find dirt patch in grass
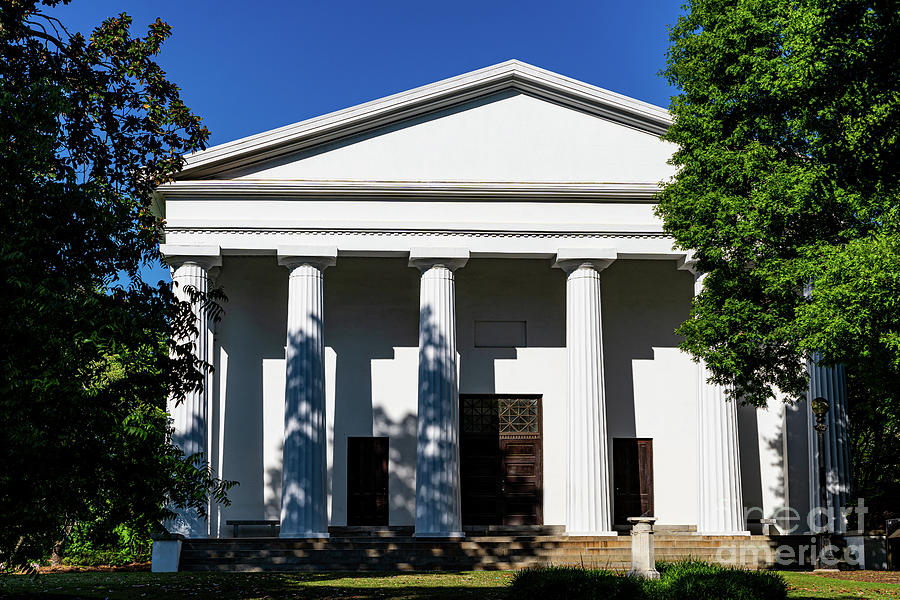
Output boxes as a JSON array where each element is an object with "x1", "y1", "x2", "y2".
[
  {"x1": 782, "y1": 571, "x2": 900, "y2": 599},
  {"x1": 811, "y1": 570, "x2": 900, "y2": 584},
  {"x1": 36, "y1": 562, "x2": 151, "y2": 574}
]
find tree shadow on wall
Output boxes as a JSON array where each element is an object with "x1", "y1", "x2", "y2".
[
  {"x1": 280, "y1": 314, "x2": 327, "y2": 531},
  {"x1": 373, "y1": 406, "x2": 417, "y2": 525},
  {"x1": 415, "y1": 304, "x2": 461, "y2": 532}
]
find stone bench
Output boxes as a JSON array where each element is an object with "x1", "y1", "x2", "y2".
[
  {"x1": 747, "y1": 518, "x2": 778, "y2": 536},
  {"x1": 226, "y1": 519, "x2": 280, "y2": 538}
]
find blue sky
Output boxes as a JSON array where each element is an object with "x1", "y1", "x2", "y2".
[{"x1": 53, "y1": 0, "x2": 684, "y2": 284}]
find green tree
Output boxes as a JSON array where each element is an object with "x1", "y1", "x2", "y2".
[
  {"x1": 658, "y1": 0, "x2": 900, "y2": 524},
  {"x1": 0, "y1": 0, "x2": 233, "y2": 570}
]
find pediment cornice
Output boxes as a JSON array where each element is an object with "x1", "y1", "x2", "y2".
[
  {"x1": 175, "y1": 60, "x2": 672, "y2": 179},
  {"x1": 156, "y1": 180, "x2": 663, "y2": 201}
]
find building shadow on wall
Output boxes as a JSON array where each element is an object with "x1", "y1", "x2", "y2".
[
  {"x1": 214, "y1": 256, "x2": 289, "y2": 523},
  {"x1": 601, "y1": 261, "x2": 694, "y2": 438},
  {"x1": 738, "y1": 406, "x2": 788, "y2": 526},
  {"x1": 327, "y1": 258, "x2": 420, "y2": 525},
  {"x1": 459, "y1": 348, "x2": 517, "y2": 394},
  {"x1": 738, "y1": 405, "x2": 765, "y2": 516}
]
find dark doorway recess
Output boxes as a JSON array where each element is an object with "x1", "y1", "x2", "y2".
[
  {"x1": 613, "y1": 438, "x2": 654, "y2": 525},
  {"x1": 347, "y1": 437, "x2": 389, "y2": 526},
  {"x1": 460, "y1": 395, "x2": 543, "y2": 526}
]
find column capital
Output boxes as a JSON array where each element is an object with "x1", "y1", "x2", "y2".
[
  {"x1": 277, "y1": 246, "x2": 337, "y2": 270},
  {"x1": 408, "y1": 247, "x2": 469, "y2": 271},
  {"x1": 160, "y1": 245, "x2": 222, "y2": 270},
  {"x1": 675, "y1": 252, "x2": 699, "y2": 275},
  {"x1": 553, "y1": 248, "x2": 616, "y2": 274}
]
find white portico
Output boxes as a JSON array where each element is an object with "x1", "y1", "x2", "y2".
[{"x1": 159, "y1": 61, "x2": 848, "y2": 542}]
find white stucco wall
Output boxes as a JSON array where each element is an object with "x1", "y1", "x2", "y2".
[
  {"x1": 739, "y1": 398, "x2": 790, "y2": 531},
  {"x1": 210, "y1": 256, "x2": 704, "y2": 532},
  {"x1": 604, "y1": 261, "x2": 697, "y2": 526},
  {"x1": 218, "y1": 90, "x2": 677, "y2": 184}
]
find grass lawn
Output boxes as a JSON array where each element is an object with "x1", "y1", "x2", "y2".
[
  {"x1": 0, "y1": 570, "x2": 897, "y2": 599},
  {"x1": 782, "y1": 572, "x2": 900, "y2": 599}
]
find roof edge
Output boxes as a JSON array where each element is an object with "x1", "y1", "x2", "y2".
[
  {"x1": 157, "y1": 180, "x2": 663, "y2": 201},
  {"x1": 175, "y1": 60, "x2": 672, "y2": 180}
]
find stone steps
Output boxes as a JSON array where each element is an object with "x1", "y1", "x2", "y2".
[{"x1": 180, "y1": 533, "x2": 780, "y2": 572}]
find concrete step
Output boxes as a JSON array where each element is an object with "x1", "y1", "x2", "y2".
[{"x1": 179, "y1": 533, "x2": 784, "y2": 572}]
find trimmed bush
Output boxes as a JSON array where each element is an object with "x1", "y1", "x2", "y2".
[
  {"x1": 509, "y1": 561, "x2": 788, "y2": 600},
  {"x1": 654, "y1": 560, "x2": 787, "y2": 600},
  {"x1": 510, "y1": 566, "x2": 645, "y2": 600}
]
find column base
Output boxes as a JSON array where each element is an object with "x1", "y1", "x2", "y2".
[
  {"x1": 628, "y1": 568, "x2": 661, "y2": 580},
  {"x1": 279, "y1": 532, "x2": 330, "y2": 539},
  {"x1": 413, "y1": 531, "x2": 466, "y2": 539},
  {"x1": 565, "y1": 531, "x2": 618, "y2": 537}
]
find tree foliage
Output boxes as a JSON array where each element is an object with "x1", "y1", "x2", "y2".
[
  {"x1": 659, "y1": 0, "x2": 900, "y2": 523},
  {"x1": 0, "y1": 0, "x2": 233, "y2": 570}
]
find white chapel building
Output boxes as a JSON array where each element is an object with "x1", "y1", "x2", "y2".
[{"x1": 158, "y1": 61, "x2": 852, "y2": 540}]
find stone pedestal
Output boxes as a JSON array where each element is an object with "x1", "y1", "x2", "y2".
[
  {"x1": 627, "y1": 517, "x2": 660, "y2": 579},
  {"x1": 410, "y1": 249, "x2": 468, "y2": 538},
  {"x1": 150, "y1": 533, "x2": 184, "y2": 573},
  {"x1": 278, "y1": 247, "x2": 336, "y2": 538},
  {"x1": 555, "y1": 250, "x2": 616, "y2": 537}
]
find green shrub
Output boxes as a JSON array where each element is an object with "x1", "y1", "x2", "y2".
[
  {"x1": 510, "y1": 566, "x2": 644, "y2": 600},
  {"x1": 61, "y1": 523, "x2": 151, "y2": 566},
  {"x1": 509, "y1": 561, "x2": 788, "y2": 600},
  {"x1": 653, "y1": 561, "x2": 787, "y2": 600}
]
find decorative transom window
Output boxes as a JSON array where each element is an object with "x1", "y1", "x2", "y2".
[
  {"x1": 461, "y1": 397, "x2": 498, "y2": 434},
  {"x1": 461, "y1": 397, "x2": 540, "y2": 435},
  {"x1": 498, "y1": 398, "x2": 539, "y2": 434}
]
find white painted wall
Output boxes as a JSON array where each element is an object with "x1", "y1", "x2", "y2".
[
  {"x1": 218, "y1": 91, "x2": 677, "y2": 184},
  {"x1": 739, "y1": 398, "x2": 790, "y2": 531},
  {"x1": 603, "y1": 260, "x2": 697, "y2": 526},
  {"x1": 165, "y1": 199, "x2": 659, "y2": 232},
  {"x1": 210, "y1": 256, "x2": 709, "y2": 533}
]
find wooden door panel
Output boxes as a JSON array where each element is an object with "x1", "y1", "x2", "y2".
[
  {"x1": 506, "y1": 463, "x2": 536, "y2": 476},
  {"x1": 637, "y1": 439, "x2": 654, "y2": 517},
  {"x1": 461, "y1": 395, "x2": 543, "y2": 527},
  {"x1": 613, "y1": 438, "x2": 654, "y2": 525},
  {"x1": 347, "y1": 437, "x2": 389, "y2": 526},
  {"x1": 500, "y1": 438, "x2": 541, "y2": 526}
]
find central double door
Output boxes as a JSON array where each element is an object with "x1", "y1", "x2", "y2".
[{"x1": 460, "y1": 395, "x2": 543, "y2": 526}]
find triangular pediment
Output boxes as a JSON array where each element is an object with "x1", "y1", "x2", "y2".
[{"x1": 172, "y1": 61, "x2": 675, "y2": 185}]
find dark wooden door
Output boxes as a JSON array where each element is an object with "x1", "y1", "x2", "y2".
[
  {"x1": 460, "y1": 395, "x2": 543, "y2": 526},
  {"x1": 347, "y1": 437, "x2": 389, "y2": 526},
  {"x1": 613, "y1": 438, "x2": 654, "y2": 525},
  {"x1": 500, "y1": 438, "x2": 542, "y2": 525},
  {"x1": 460, "y1": 435, "x2": 501, "y2": 524}
]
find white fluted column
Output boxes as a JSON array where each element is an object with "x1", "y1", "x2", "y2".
[
  {"x1": 807, "y1": 356, "x2": 852, "y2": 533},
  {"x1": 410, "y1": 248, "x2": 468, "y2": 537},
  {"x1": 555, "y1": 250, "x2": 616, "y2": 536},
  {"x1": 691, "y1": 273, "x2": 747, "y2": 535},
  {"x1": 163, "y1": 245, "x2": 222, "y2": 538},
  {"x1": 277, "y1": 247, "x2": 337, "y2": 538}
]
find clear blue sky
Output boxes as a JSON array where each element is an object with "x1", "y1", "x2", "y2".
[{"x1": 52, "y1": 0, "x2": 684, "y2": 284}]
